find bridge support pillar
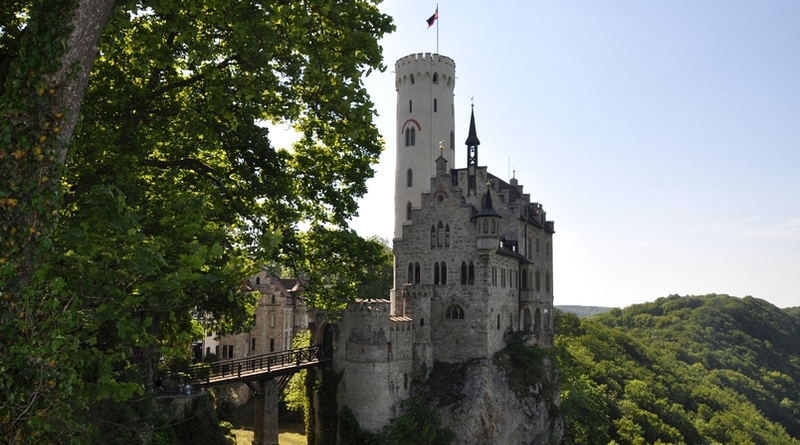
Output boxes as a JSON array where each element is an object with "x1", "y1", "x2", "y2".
[{"x1": 253, "y1": 379, "x2": 279, "y2": 445}]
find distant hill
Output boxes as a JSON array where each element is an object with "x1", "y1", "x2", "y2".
[
  {"x1": 555, "y1": 305, "x2": 614, "y2": 318},
  {"x1": 555, "y1": 294, "x2": 800, "y2": 445}
]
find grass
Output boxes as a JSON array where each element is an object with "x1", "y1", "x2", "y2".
[{"x1": 229, "y1": 396, "x2": 306, "y2": 445}]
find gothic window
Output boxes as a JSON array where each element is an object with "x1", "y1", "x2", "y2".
[
  {"x1": 441, "y1": 262, "x2": 447, "y2": 285},
  {"x1": 407, "y1": 168, "x2": 413, "y2": 187},
  {"x1": 414, "y1": 262, "x2": 420, "y2": 284},
  {"x1": 408, "y1": 263, "x2": 413, "y2": 284},
  {"x1": 445, "y1": 304, "x2": 464, "y2": 320},
  {"x1": 410, "y1": 74, "x2": 415, "y2": 84},
  {"x1": 411, "y1": 127, "x2": 416, "y2": 145},
  {"x1": 483, "y1": 219, "x2": 488, "y2": 233},
  {"x1": 434, "y1": 262, "x2": 440, "y2": 285},
  {"x1": 433, "y1": 72, "x2": 439, "y2": 83},
  {"x1": 468, "y1": 262, "x2": 475, "y2": 285},
  {"x1": 445, "y1": 224, "x2": 450, "y2": 247},
  {"x1": 405, "y1": 127, "x2": 410, "y2": 146},
  {"x1": 270, "y1": 337, "x2": 275, "y2": 352},
  {"x1": 460, "y1": 262, "x2": 467, "y2": 285},
  {"x1": 434, "y1": 98, "x2": 437, "y2": 112},
  {"x1": 536, "y1": 268, "x2": 541, "y2": 292},
  {"x1": 524, "y1": 308, "x2": 533, "y2": 332},
  {"x1": 491, "y1": 219, "x2": 496, "y2": 234},
  {"x1": 407, "y1": 202, "x2": 412, "y2": 220},
  {"x1": 437, "y1": 221, "x2": 444, "y2": 247},
  {"x1": 430, "y1": 225, "x2": 436, "y2": 249}
]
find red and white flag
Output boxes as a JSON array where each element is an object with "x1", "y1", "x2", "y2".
[{"x1": 426, "y1": 7, "x2": 438, "y2": 28}]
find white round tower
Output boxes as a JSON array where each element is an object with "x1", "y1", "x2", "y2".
[{"x1": 394, "y1": 53, "x2": 456, "y2": 239}]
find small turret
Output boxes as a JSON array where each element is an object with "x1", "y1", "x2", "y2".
[
  {"x1": 466, "y1": 106, "x2": 480, "y2": 196},
  {"x1": 476, "y1": 186, "x2": 501, "y2": 250}
]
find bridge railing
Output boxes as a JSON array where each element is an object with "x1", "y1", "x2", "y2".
[{"x1": 177, "y1": 344, "x2": 329, "y2": 385}]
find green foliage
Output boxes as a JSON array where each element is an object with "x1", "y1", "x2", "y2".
[
  {"x1": 556, "y1": 294, "x2": 800, "y2": 445},
  {"x1": 212, "y1": 386, "x2": 239, "y2": 422},
  {"x1": 339, "y1": 405, "x2": 378, "y2": 445},
  {"x1": 2, "y1": 0, "x2": 394, "y2": 440},
  {"x1": 377, "y1": 397, "x2": 455, "y2": 445},
  {"x1": 283, "y1": 331, "x2": 312, "y2": 413},
  {"x1": 356, "y1": 236, "x2": 394, "y2": 301}
]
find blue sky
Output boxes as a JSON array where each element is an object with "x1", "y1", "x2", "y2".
[{"x1": 334, "y1": 1, "x2": 800, "y2": 309}]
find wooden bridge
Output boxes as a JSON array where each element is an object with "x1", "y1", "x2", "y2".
[{"x1": 177, "y1": 345, "x2": 330, "y2": 387}]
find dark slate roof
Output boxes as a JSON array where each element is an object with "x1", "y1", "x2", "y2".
[
  {"x1": 464, "y1": 108, "x2": 481, "y2": 146},
  {"x1": 476, "y1": 188, "x2": 501, "y2": 218}
]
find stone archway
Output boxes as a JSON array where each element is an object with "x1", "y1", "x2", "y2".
[{"x1": 523, "y1": 307, "x2": 532, "y2": 332}]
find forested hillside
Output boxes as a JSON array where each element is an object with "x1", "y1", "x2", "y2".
[{"x1": 555, "y1": 294, "x2": 800, "y2": 445}]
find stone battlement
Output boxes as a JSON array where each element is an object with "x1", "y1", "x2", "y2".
[{"x1": 395, "y1": 52, "x2": 455, "y2": 69}]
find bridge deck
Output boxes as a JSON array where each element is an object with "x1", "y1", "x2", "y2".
[{"x1": 177, "y1": 345, "x2": 330, "y2": 386}]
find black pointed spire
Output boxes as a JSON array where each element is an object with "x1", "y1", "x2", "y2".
[
  {"x1": 477, "y1": 187, "x2": 501, "y2": 218},
  {"x1": 465, "y1": 106, "x2": 480, "y2": 147}
]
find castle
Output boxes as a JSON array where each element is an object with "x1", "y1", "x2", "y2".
[{"x1": 329, "y1": 52, "x2": 557, "y2": 436}]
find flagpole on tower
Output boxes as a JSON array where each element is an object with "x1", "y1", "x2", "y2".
[{"x1": 427, "y1": 5, "x2": 439, "y2": 53}]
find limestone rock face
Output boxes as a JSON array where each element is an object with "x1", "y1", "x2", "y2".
[{"x1": 422, "y1": 355, "x2": 563, "y2": 445}]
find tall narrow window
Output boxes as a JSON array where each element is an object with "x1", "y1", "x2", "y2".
[
  {"x1": 414, "y1": 263, "x2": 421, "y2": 284},
  {"x1": 441, "y1": 262, "x2": 447, "y2": 285},
  {"x1": 468, "y1": 262, "x2": 475, "y2": 284},
  {"x1": 434, "y1": 98, "x2": 437, "y2": 112},
  {"x1": 407, "y1": 202, "x2": 412, "y2": 220},
  {"x1": 434, "y1": 262, "x2": 440, "y2": 285},
  {"x1": 432, "y1": 72, "x2": 439, "y2": 83},
  {"x1": 536, "y1": 268, "x2": 541, "y2": 291},
  {"x1": 409, "y1": 99, "x2": 412, "y2": 112},
  {"x1": 252, "y1": 338, "x2": 256, "y2": 351},
  {"x1": 407, "y1": 168, "x2": 413, "y2": 187},
  {"x1": 411, "y1": 127, "x2": 416, "y2": 145},
  {"x1": 522, "y1": 269, "x2": 528, "y2": 288},
  {"x1": 270, "y1": 338, "x2": 275, "y2": 352},
  {"x1": 430, "y1": 225, "x2": 436, "y2": 249},
  {"x1": 450, "y1": 130, "x2": 455, "y2": 150},
  {"x1": 445, "y1": 225, "x2": 450, "y2": 247},
  {"x1": 461, "y1": 262, "x2": 467, "y2": 285},
  {"x1": 437, "y1": 221, "x2": 444, "y2": 247},
  {"x1": 408, "y1": 263, "x2": 413, "y2": 284},
  {"x1": 405, "y1": 128, "x2": 410, "y2": 146}
]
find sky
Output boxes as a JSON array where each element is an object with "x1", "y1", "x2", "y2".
[{"x1": 330, "y1": 0, "x2": 800, "y2": 309}]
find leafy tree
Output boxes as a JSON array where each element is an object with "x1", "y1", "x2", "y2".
[{"x1": 1, "y1": 0, "x2": 394, "y2": 441}]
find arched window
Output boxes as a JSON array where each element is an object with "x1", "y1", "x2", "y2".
[
  {"x1": 445, "y1": 225, "x2": 450, "y2": 247},
  {"x1": 434, "y1": 98, "x2": 437, "y2": 112},
  {"x1": 411, "y1": 127, "x2": 416, "y2": 145},
  {"x1": 409, "y1": 99, "x2": 412, "y2": 112},
  {"x1": 405, "y1": 128, "x2": 410, "y2": 146},
  {"x1": 414, "y1": 262, "x2": 420, "y2": 284},
  {"x1": 410, "y1": 73, "x2": 415, "y2": 84},
  {"x1": 522, "y1": 269, "x2": 528, "y2": 288},
  {"x1": 407, "y1": 263, "x2": 413, "y2": 284},
  {"x1": 491, "y1": 219, "x2": 496, "y2": 233},
  {"x1": 483, "y1": 219, "x2": 488, "y2": 233},
  {"x1": 433, "y1": 72, "x2": 439, "y2": 83},
  {"x1": 430, "y1": 225, "x2": 436, "y2": 249},
  {"x1": 445, "y1": 304, "x2": 464, "y2": 320},
  {"x1": 434, "y1": 262, "x2": 440, "y2": 285},
  {"x1": 535, "y1": 268, "x2": 541, "y2": 291},
  {"x1": 437, "y1": 221, "x2": 444, "y2": 247},
  {"x1": 256, "y1": 276, "x2": 260, "y2": 285},
  {"x1": 407, "y1": 202, "x2": 412, "y2": 220},
  {"x1": 468, "y1": 262, "x2": 475, "y2": 284},
  {"x1": 441, "y1": 262, "x2": 447, "y2": 285},
  {"x1": 460, "y1": 262, "x2": 467, "y2": 285}
]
